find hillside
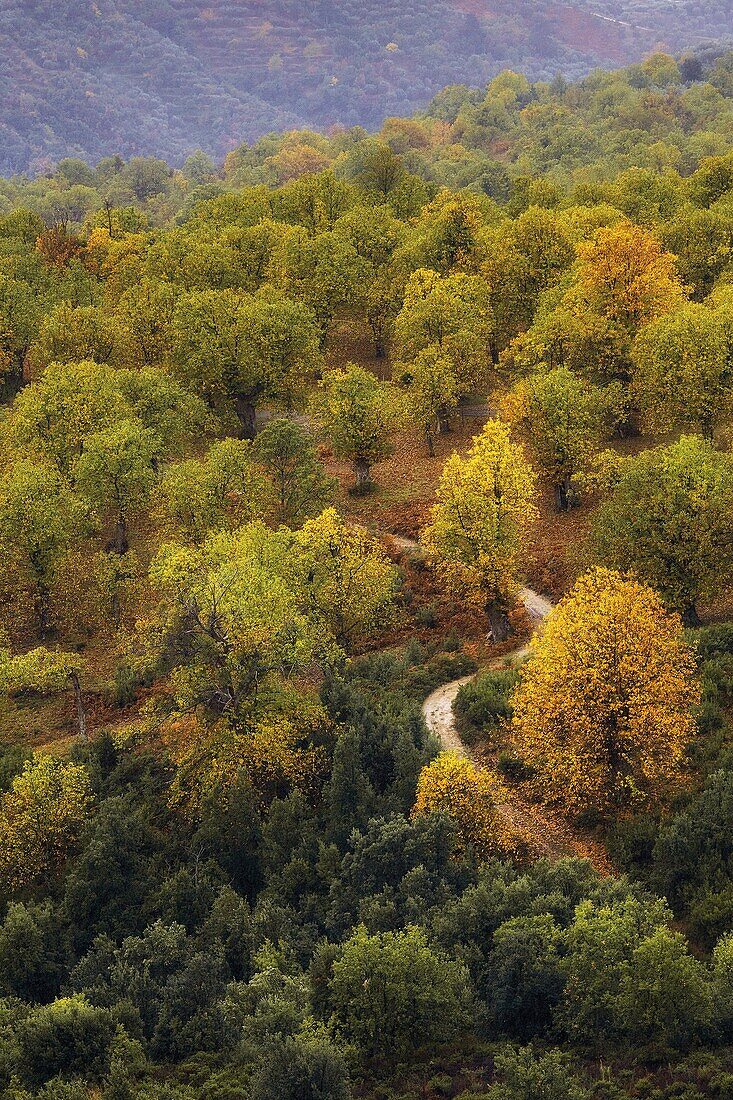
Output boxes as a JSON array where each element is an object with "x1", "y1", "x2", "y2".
[
  {"x1": 4, "y1": 44, "x2": 733, "y2": 1099},
  {"x1": 0, "y1": 0, "x2": 731, "y2": 173}
]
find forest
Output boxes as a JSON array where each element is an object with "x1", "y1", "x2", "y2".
[
  {"x1": 1, "y1": 0, "x2": 732, "y2": 173},
  {"x1": 4, "y1": 46, "x2": 733, "y2": 1100}
]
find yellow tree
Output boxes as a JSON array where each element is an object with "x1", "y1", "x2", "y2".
[
  {"x1": 412, "y1": 752, "x2": 512, "y2": 860},
  {"x1": 575, "y1": 223, "x2": 685, "y2": 335},
  {"x1": 0, "y1": 755, "x2": 92, "y2": 893},
  {"x1": 423, "y1": 420, "x2": 538, "y2": 640},
  {"x1": 510, "y1": 568, "x2": 699, "y2": 816}
]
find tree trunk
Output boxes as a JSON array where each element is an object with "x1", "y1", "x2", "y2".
[
  {"x1": 682, "y1": 603, "x2": 701, "y2": 628},
  {"x1": 374, "y1": 332, "x2": 386, "y2": 359},
  {"x1": 1, "y1": 353, "x2": 25, "y2": 403},
  {"x1": 353, "y1": 457, "x2": 372, "y2": 493},
  {"x1": 554, "y1": 475, "x2": 572, "y2": 513},
  {"x1": 70, "y1": 671, "x2": 87, "y2": 741},
  {"x1": 31, "y1": 553, "x2": 52, "y2": 640},
  {"x1": 37, "y1": 581, "x2": 51, "y2": 641},
  {"x1": 233, "y1": 394, "x2": 257, "y2": 440},
  {"x1": 486, "y1": 599, "x2": 511, "y2": 643},
  {"x1": 437, "y1": 406, "x2": 452, "y2": 435},
  {"x1": 111, "y1": 514, "x2": 129, "y2": 555}
]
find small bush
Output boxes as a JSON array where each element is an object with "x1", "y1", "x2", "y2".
[{"x1": 454, "y1": 670, "x2": 518, "y2": 747}]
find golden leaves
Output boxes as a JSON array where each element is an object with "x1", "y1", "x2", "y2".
[
  {"x1": 412, "y1": 751, "x2": 514, "y2": 860},
  {"x1": 510, "y1": 568, "x2": 700, "y2": 816}
]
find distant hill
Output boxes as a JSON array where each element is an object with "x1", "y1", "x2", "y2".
[{"x1": 0, "y1": 0, "x2": 731, "y2": 174}]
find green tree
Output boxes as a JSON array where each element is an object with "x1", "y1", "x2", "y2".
[
  {"x1": 9, "y1": 360, "x2": 129, "y2": 475},
  {"x1": 76, "y1": 419, "x2": 159, "y2": 554},
  {"x1": 325, "y1": 925, "x2": 473, "y2": 1058},
  {"x1": 397, "y1": 345, "x2": 459, "y2": 455},
  {"x1": 314, "y1": 365, "x2": 405, "y2": 492},
  {"x1": 560, "y1": 896, "x2": 671, "y2": 1046},
  {"x1": 253, "y1": 418, "x2": 336, "y2": 527},
  {"x1": 614, "y1": 927, "x2": 711, "y2": 1048},
  {"x1": 158, "y1": 438, "x2": 271, "y2": 541},
  {"x1": 148, "y1": 523, "x2": 324, "y2": 719},
  {"x1": 0, "y1": 646, "x2": 88, "y2": 740},
  {"x1": 631, "y1": 302, "x2": 731, "y2": 438},
  {"x1": 487, "y1": 1046, "x2": 588, "y2": 1100},
  {"x1": 171, "y1": 289, "x2": 321, "y2": 437},
  {"x1": 591, "y1": 436, "x2": 733, "y2": 624},
  {"x1": 0, "y1": 276, "x2": 43, "y2": 399},
  {"x1": 29, "y1": 303, "x2": 123, "y2": 371},
  {"x1": 394, "y1": 267, "x2": 494, "y2": 400},
  {"x1": 251, "y1": 1033, "x2": 352, "y2": 1100},
  {"x1": 279, "y1": 229, "x2": 367, "y2": 341},
  {"x1": 504, "y1": 368, "x2": 623, "y2": 510},
  {"x1": 292, "y1": 508, "x2": 398, "y2": 648},
  {"x1": 0, "y1": 460, "x2": 85, "y2": 637}
]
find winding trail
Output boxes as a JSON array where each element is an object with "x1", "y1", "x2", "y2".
[{"x1": 389, "y1": 535, "x2": 610, "y2": 871}]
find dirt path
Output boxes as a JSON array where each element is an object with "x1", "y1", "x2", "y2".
[{"x1": 392, "y1": 535, "x2": 610, "y2": 871}]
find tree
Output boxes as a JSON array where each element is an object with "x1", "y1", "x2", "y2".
[
  {"x1": 412, "y1": 752, "x2": 512, "y2": 860},
  {"x1": 591, "y1": 436, "x2": 733, "y2": 624},
  {"x1": 29, "y1": 303, "x2": 123, "y2": 371},
  {"x1": 314, "y1": 365, "x2": 405, "y2": 492},
  {"x1": 251, "y1": 1033, "x2": 352, "y2": 1100},
  {"x1": 75, "y1": 419, "x2": 159, "y2": 554},
  {"x1": 631, "y1": 303, "x2": 730, "y2": 438},
  {"x1": 253, "y1": 418, "x2": 336, "y2": 526},
  {"x1": 325, "y1": 925, "x2": 473, "y2": 1058},
  {"x1": 0, "y1": 901, "x2": 65, "y2": 1001},
  {"x1": 114, "y1": 276, "x2": 177, "y2": 368},
  {"x1": 503, "y1": 369, "x2": 623, "y2": 510},
  {"x1": 510, "y1": 569, "x2": 700, "y2": 815},
  {"x1": 292, "y1": 508, "x2": 397, "y2": 649},
  {"x1": 0, "y1": 755, "x2": 92, "y2": 893},
  {"x1": 0, "y1": 646, "x2": 88, "y2": 740},
  {"x1": 9, "y1": 360, "x2": 130, "y2": 475},
  {"x1": 158, "y1": 438, "x2": 271, "y2": 540},
  {"x1": 170, "y1": 289, "x2": 321, "y2": 437},
  {"x1": 559, "y1": 895, "x2": 671, "y2": 1045},
  {"x1": 325, "y1": 728, "x2": 376, "y2": 846},
  {"x1": 484, "y1": 916, "x2": 565, "y2": 1039},
  {"x1": 15, "y1": 995, "x2": 116, "y2": 1087},
  {"x1": 397, "y1": 345, "x2": 459, "y2": 455},
  {"x1": 613, "y1": 927, "x2": 711, "y2": 1048},
  {"x1": 393, "y1": 268, "x2": 494, "y2": 401},
  {"x1": 423, "y1": 420, "x2": 538, "y2": 640},
  {"x1": 488, "y1": 1046, "x2": 588, "y2": 1100},
  {"x1": 0, "y1": 276, "x2": 43, "y2": 399},
  {"x1": 279, "y1": 229, "x2": 367, "y2": 342},
  {"x1": 574, "y1": 222, "x2": 685, "y2": 335},
  {"x1": 0, "y1": 459, "x2": 84, "y2": 637},
  {"x1": 480, "y1": 206, "x2": 575, "y2": 347},
  {"x1": 147, "y1": 523, "x2": 324, "y2": 720}
]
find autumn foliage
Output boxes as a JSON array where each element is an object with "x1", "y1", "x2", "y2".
[
  {"x1": 510, "y1": 569, "x2": 700, "y2": 816},
  {"x1": 412, "y1": 751, "x2": 513, "y2": 860},
  {"x1": 423, "y1": 420, "x2": 538, "y2": 640}
]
